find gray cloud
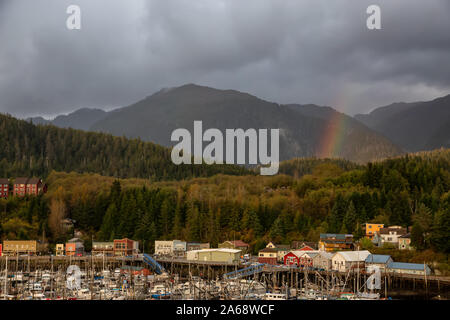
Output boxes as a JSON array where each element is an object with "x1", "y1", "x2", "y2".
[{"x1": 0, "y1": 0, "x2": 449, "y2": 118}]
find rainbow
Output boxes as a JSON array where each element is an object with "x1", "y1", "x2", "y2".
[{"x1": 317, "y1": 94, "x2": 350, "y2": 159}]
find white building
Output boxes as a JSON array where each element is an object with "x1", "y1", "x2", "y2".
[
  {"x1": 312, "y1": 251, "x2": 333, "y2": 271},
  {"x1": 154, "y1": 240, "x2": 187, "y2": 256},
  {"x1": 331, "y1": 250, "x2": 371, "y2": 273},
  {"x1": 380, "y1": 226, "x2": 407, "y2": 245}
]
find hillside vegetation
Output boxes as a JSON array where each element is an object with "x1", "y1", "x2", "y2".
[
  {"x1": 0, "y1": 113, "x2": 250, "y2": 180},
  {"x1": 1, "y1": 150, "x2": 448, "y2": 261}
]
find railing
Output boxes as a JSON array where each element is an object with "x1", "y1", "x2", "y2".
[
  {"x1": 223, "y1": 263, "x2": 265, "y2": 280},
  {"x1": 142, "y1": 254, "x2": 165, "y2": 275}
]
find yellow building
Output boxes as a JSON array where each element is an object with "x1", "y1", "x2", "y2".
[
  {"x1": 2, "y1": 240, "x2": 37, "y2": 256},
  {"x1": 186, "y1": 249, "x2": 241, "y2": 263},
  {"x1": 56, "y1": 244, "x2": 65, "y2": 256},
  {"x1": 364, "y1": 223, "x2": 384, "y2": 239}
]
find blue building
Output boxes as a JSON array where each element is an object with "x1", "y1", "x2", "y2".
[{"x1": 387, "y1": 262, "x2": 431, "y2": 276}]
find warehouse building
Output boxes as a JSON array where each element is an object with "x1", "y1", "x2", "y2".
[{"x1": 186, "y1": 248, "x2": 241, "y2": 263}]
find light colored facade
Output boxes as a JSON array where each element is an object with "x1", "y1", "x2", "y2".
[
  {"x1": 387, "y1": 262, "x2": 431, "y2": 276},
  {"x1": 398, "y1": 234, "x2": 412, "y2": 250},
  {"x1": 186, "y1": 242, "x2": 210, "y2": 251},
  {"x1": 364, "y1": 254, "x2": 393, "y2": 272},
  {"x1": 186, "y1": 248, "x2": 241, "y2": 263},
  {"x1": 56, "y1": 244, "x2": 65, "y2": 256},
  {"x1": 312, "y1": 251, "x2": 333, "y2": 271},
  {"x1": 258, "y1": 248, "x2": 278, "y2": 265},
  {"x1": 154, "y1": 240, "x2": 187, "y2": 256},
  {"x1": 331, "y1": 250, "x2": 371, "y2": 273},
  {"x1": 92, "y1": 242, "x2": 114, "y2": 256},
  {"x1": 380, "y1": 226, "x2": 407, "y2": 245},
  {"x1": 2, "y1": 240, "x2": 37, "y2": 256},
  {"x1": 265, "y1": 242, "x2": 290, "y2": 262},
  {"x1": 155, "y1": 241, "x2": 173, "y2": 255}
]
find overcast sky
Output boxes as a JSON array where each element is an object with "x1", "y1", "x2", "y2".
[{"x1": 1, "y1": 0, "x2": 450, "y2": 118}]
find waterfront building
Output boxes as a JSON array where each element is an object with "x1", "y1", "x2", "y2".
[
  {"x1": 312, "y1": 251, "x2": 333, "y2": 271},
  {"x1": 92, "y1": 242, "x2": 114, "y2": 256},
  {"x1": 365, "y1": 254, "x2": 393, "y2": 272},
  {"x1": 387, "y1": 262, "x2": 431, "y2": 276},
  {"x1": 66, "y1": 238, "x2": 85, "y2": 256},
  {"x1": 186, "y1": 242, "x2": 210, "y2": 251},
  {"x1": 154, "y1": 240, "x2": 187, "y2": 256},
  {"x1": 265, "y1": 242, "x2": 290, "y2": 262},
  {"x1": 114, "y1": 238, "x2": 138, "y2": 256},
  {"x1": 284, "y1": 250, "x2": 319, "y2": 267},
  {"x1": 2, "y1": 240, "x2": 37, "y2": 256},
  {"x1": 56, "y1": 243, "x2": 65, "y2": 256},
  {"x1": 258, "y1": 247, "x2": 278, "y2": 265},
  {"x1": 186, "y1": 248, "x2": 241, "y2": 263},
  {"x1": 331, "y1": 250, "x2": 371, "y2": 273}
]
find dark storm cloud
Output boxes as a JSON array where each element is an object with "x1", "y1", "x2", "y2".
[{"x1": 0, "y1": 0, "x2": 449, "y2": 118}]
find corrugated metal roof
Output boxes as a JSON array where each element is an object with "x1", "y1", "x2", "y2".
[
  {"x1": 365, "y1": 254, "x2": 392, "y2": 264},
  {"x1": 316, "y1": 252, "x2": 333, "y2": 260},
  {"x1": 333, "y1": 251, "x2": 371, "y2": 261},
  {"x1": 190, "y1": 248, "x2": 241, "y2": 254},
  {"x1": 320, "y1": 233, "x2": 353, "y2": 240},
  {"x1": 388, "y1": 262, "x2": 430, "y2": 271}
]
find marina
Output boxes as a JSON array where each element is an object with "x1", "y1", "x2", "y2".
[{"x1": 1, "y1": 254, "x2": 448, "y2": 300}]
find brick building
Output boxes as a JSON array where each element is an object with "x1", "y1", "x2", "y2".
[
  {"x1": 0, "y1": 178, "x2": 9, "y2": 198},
  {"x1": 13, "y1": 178, "x2": 46, "y2": 197}
]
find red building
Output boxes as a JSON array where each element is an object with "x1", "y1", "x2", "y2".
[
  {"x1": 114, "y1": 238, "x2": 136, "y2": 256},
  {"x1": 0, "y1": 179, "x2": 9, "y2": 198},
  {"x1": 283, "y1": 251, "x2": 316, "y2": 267},
  {"x1": 298, "y1": 245, "x2": 315, "y2": 251},
  {"x1": 120, "y1": 266, "x2": 151, "y2": 276},
  {"x1": 13, "y1": 178, "x2": 46, "y2": 197}
]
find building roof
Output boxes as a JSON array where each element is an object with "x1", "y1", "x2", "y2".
[
  {"x1": 388, "y1": 262, "x2": 430, "y2": 271},
  {"x1": 68, "y1": 237, "x2": 83, "y2": 243},
  {"x1": 320, "y1": 233, "x2": 353, "y2": 240},
  {"x1": 291, "y1": 241, "x2": 318, "y2": 250},
  {"x1": 399, "y1": 233, "x2": 411, "y2": 239},
  {"x1": 259, "y1": 248, "x2": 278, "y2": 253},
  {"x1": 14, "y1": 177, "x2": 29, "y2": 184},
  {"x1": 304, "y1": 252, "x2": 319, "y2": 259},
  {"x1": 27, "y1": 178, "x2": 42, "y2": 184},
  {"x1": 0, "y1": 178, "x2": 9, "y2": 184},
  {"x1": 380, "y1": 227, "x2": 407, "y2": 235},
  {"x1": 365, "y1": 254, "x2": 392, "y2": 264},
  {"x1": 289, "y1": 250, "x2": 319, "y2": 258},
  {"x1": 314, "y1": 251, "x2": 333, "y2": 260},
  {"x1": 333, "y1": 251, "x2": 371, "y2": 262},
  {"x1": 223, "y1": 240, "x2": 249, "y2": 247},
  {"x1": 190, "y1": 248, "x2": 241, "y2": 254}
]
